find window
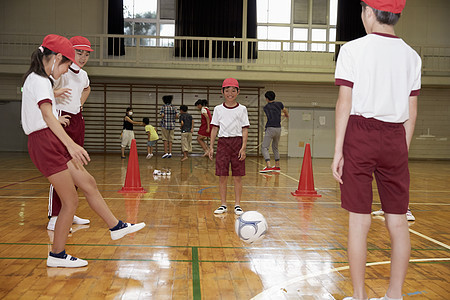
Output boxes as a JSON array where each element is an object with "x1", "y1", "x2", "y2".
[
  {"x1": 124, "y1": 0, "x2": 175, "y2": 47},
  {"x1": 257, "y1": 0, "x2": 338, "y2": 52}
]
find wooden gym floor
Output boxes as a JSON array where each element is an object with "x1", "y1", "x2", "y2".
[{"x1": 0, "y1": 152, "x2": 448, "y2": 299}]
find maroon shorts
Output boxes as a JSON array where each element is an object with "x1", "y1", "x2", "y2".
[
  {"x1": 61, "y1": 110, "x2": 85, "y2": 146},
  {"x1": 215, "y1": 137, "x2": 245, "y2": 177},
  {"x1": 341, "y1": 115, "x2": 409, "y2": 214},
  {"x1": 28, "y1": 128, "x2": 72, "y2": 177}
]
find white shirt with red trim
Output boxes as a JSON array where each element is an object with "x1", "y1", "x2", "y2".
[
  {"x1": 210, "y1": 103, "x2": 250, "y2": 137},
  {"x1": 21, "y1": 72, "x2": 58, "y2": 135},
  {"x1": 54, "y1": 63, "x2": 90, "y2": 114},
  {"x1": 335, "y1": 33, "x2": 422, "y2": 123}
]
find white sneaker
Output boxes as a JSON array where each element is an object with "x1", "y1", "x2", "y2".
[
  {"x1": 372, "y1": 209, "x2": 384, "y2": 216},
  {"x1": 146, "y1": 153, "x2": 153, "y2": 159},
  {"x1": 406, "y1": 209, "x2": 415, "y2": 221},
  {"x1": 47, "y1": 253, "x2": 88, "y2": 268},
  {"x1": 234, "y1": 205, "x2": 244, "y2": 215},
  {"x1": 162, "y1": 153, "x2": 169, "y2": 158},
  {"x1": 167, "y1": 153, "x2": 172, "y2": 158},
  {"x1": 214, "y1": 205, "x2": 227, "y2": 214},
  {"x1": 73, "y1": 215, "x2": 90, "y2": 225},
  {"x1": 110, "y1": 222, "x2": 146, "y2": 240}
]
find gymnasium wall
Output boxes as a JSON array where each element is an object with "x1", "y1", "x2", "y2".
[{"x1": 1, "y1": 73, "x2": 449, "y2": 159}]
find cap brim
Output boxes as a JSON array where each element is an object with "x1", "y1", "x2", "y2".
[
  {"x1": 74, "y1": 46, "x2": 94, "y2": 52},
  {"x1": 67, "y1": 55, "x2": 81, "y2": 67}
]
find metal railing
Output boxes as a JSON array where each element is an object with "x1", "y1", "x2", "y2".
[{"x1": 1, "y1": 33, "x2": 449, "y2": 75}]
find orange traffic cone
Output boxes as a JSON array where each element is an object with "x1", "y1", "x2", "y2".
[
  {"x1": 118, "y1": 139, "x2": 147, "y2": 193},
  {"x1": 291, "y1": 143, "x2": 321, "y2": 197}
]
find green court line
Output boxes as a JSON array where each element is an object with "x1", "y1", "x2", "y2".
[{"x1": 192, "y1": 247, "x2": 201, "y2": 300}]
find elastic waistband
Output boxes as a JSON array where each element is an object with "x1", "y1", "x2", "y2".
[
  {"x1": 219, "y1": 136, "x2": 242, "y2": 139},
  {"x1": 29, "y1": 127, "x2": 50, "y2": 136},
  {"x1": 60, "y1": 110, "x2": 82, "y2": 117},
  {"x1": 349, "y1": 115, "x2": 404, "y2": 128}
]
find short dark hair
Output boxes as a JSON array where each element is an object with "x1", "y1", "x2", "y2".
[
  {"x1": 143, "y1": 117, "x2": 149, "y2": 124},
  {"x1": 361, "y1": 1, "x2": 401, "y2": 25},
  {"x1": 222, "y1": 87, "x2": 239, "y2": 92},
  {"x1": 265, "y1": 91, "x2": 276, "y2": 101},
  {"x1": 126, "y1": 106, "x2": 132, "y2": 112},
  {"x1": 180, "y1": 105, "x2": 188, "y2": 112},
  {"x1": 162, "y1": 95, "x2": 173, "y2": 104},
  {"x1": 195, "y1": 99, "x2": 208, "y2": 107}
]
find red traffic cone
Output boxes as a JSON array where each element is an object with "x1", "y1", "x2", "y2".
[
  {"x1": 118, "y1": 139, "x2": 147, "y2": 193},
  {"x1": 291, "y1": 143, "x2": 321, "y2": 197}
]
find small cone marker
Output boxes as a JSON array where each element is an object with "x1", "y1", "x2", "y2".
[
  {"x1": 291, "y1": 143, "x2": 321, "y2": 197},
  {"x1": 118, "y1": 139, "x2": 146, "y2": 193}
]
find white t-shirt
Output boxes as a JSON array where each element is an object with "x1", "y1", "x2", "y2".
[
  {"x1": 335, "y1": 33, "x2": 422, "y2": 123},
  {"x1": 54, "y1": 63, "x2": 90, "y2": 114},
  {"x1": 210, "y1": 103, "x2": 250, "y2": 137},
  {"x1": 21, "y1": 73, "x2": 58, "y2": 135}
]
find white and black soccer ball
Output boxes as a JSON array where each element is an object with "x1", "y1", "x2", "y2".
[{"x1": 235, "y1": 211, "x2": 268, "y2": 244}]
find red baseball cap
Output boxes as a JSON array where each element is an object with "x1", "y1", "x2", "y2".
[
  {"x1": 222, "y1": 78, "x2": 239, "y2": 88},
  {"x1": 363, "y1": 0, "x2": 405, "y2": 14},
  {"x1": 70, "y1": 36, "x2": 94, "y2": 52},
  {"x1": 41, "y1": 34, "x2": 77, "y2": 65}
]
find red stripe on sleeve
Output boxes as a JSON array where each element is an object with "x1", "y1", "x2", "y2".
[
  {"x1": 38, "y1": 99, "x2": 52, "y2": 107},
  {"x1": 335, "y1": 79, "x2": 354, "y2": 88},
  {"x1": 410, "y1": 89, "x2": 420, "y2": 96}
]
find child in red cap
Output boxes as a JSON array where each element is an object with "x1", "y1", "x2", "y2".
[
  {"x1": 47, "y1": 36, "x2": 94, "y2": 231},
  {"x1": 332, "y1": 1, "x2": 421, "y2": 300},
  {"x1": 209, "y1": 78, "x2": 249, "y2": 215},
  {"x1": 22, "y1": 34, "x2": 145, "y2": 268}
]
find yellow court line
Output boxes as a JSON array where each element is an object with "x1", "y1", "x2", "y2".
[{"x1": 250, "y1": 257, "x2": 450, "y2": 300}]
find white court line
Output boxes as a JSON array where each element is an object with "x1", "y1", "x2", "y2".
[
  {"x1": 409, "y1": 228, "x2": 450, "y2": 250},
  {"x1": 250, "y1": 258, "x2": 450, "y2": 300},
  {"x1": 251, "y1": 227, "x2": 450, "y2": 299},
  {"x1": 1, "y1": 196, "x2": 450, "y2": 207},
  {"x1": 2, "y1": 180, "x2": 450, "y2": 194}
]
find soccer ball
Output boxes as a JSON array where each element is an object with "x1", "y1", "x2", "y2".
[{"x1": 235, "y1": 211, "x2": 268, "y2": 244}]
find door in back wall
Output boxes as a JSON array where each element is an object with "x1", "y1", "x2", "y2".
[{"x1": 287, "y1": 108, "x2": 335, "y2": 158}]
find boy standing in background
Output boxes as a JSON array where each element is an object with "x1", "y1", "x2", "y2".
[
  {"x1": 179, "y1": 105, "x2": 194, "y2": 161},
  {"x1": 160, "y1": 95, "x2": 178, "y2": 158}
]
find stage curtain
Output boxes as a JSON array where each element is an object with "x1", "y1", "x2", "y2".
[
  {"x1": 335, "y1": 0, "x2": 366, "y2": 59},
  {"x1": 108, "y1": 0, "x2": 125, "y2": 56},
  {"x1": 175, "y1": 0, "x2": 257, "y2": 59}
]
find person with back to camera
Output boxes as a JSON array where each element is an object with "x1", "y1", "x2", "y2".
[
  {"x1": 143, "y1": 117, "x2": 159, "y2": 159},
  {"x1": 331, "y1": 1, "x2": 421, "y2": 299},
  {"x1": 160, "y1": 95, "x2": 178, "y2": 158},
  {"x1": 21, "y1": 34, "x2": 146, "y2": 268},
  {"x1": 195, "y1": 99, "x2": 212, "y2": 156},
  {"x1": 47, "y1": 36, "x2": 93, "y2": 231},
  {"x1": 259, "y1": 91, "x2": 289, "y2": 173},
  {"x1": 209, "y1": 78, "x2": 249, "y2": 216},
  {"x1": 179, "y1": 105, "x2": 194, "y2": 161},
  {"x1": 121, "y1": 106, "x2": 143, "y2": 159}
]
